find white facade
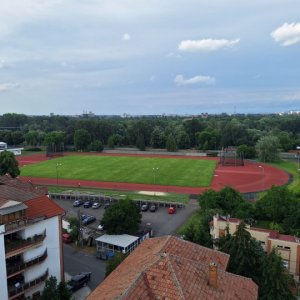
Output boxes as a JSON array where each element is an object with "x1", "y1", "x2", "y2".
[
  {"x1": 0, "y1": 225, "x2": 9, "y2": 300},
  {"x1": 0, "y1": 216, "x2": 63, "y2": 300}
]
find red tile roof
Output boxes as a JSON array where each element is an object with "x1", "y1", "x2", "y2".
[
  {"x1": 25, "y1": 196, "x2": 65, "y2": 219},
  {"x1": 250, "y1": 227, "x2": 299, "y2": 243},
  {"x1": 0, "y1": 176, "x2": 64, "y2": 219},
  {"x1": 87, "y1": 236, "x2": 258, "y2": 300}
]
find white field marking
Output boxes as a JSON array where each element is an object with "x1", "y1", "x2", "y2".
[{"x1": 138, "y1": 191, "x2": 167, "y2": 196}]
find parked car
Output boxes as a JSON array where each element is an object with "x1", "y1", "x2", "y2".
[
  {"x1": 62, "y1": 233, "x2": 72, "y2": 243},
  {"x1": 149, "y1": 204, "x2": 157, "y2": 212},
  {"x1": 73, "y1": 200, "x2": 83, "y2": 207},
  {"x1": 92, "y1": 202, "x2": 101, "y2": 209},
  {"x1": 168, "y1": 207, "x2": 176, "y2": 214},
  {"x1": 104, "y1": 203, "x2": 111, "y2": 209},
  {"x1": 67, "y1": 272, "x2": 91, "y2": 292},
  {"x1": 83, "y1": 201, "x2": 93, "y2": 208},
  {"x1": 97, "y1": 224, "x2": 104, "y2": 231},
  {"x1": 81, "y1": 214, "x2": 88, "y2": 221},
  {"x1": 141, "y1": 203, "x2": 149, "y2": 212},
  {"x1": 82, "y1": 215, "x2": 96, "y2": 225}
]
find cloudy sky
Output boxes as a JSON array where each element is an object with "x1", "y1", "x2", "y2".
[{"x1": 0, "y1": 0, "x2": 300, "y2": 115}]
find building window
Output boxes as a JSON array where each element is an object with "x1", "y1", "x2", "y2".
[{"x1": 282, "y1": 260, "x2": 289, "y2": 270}]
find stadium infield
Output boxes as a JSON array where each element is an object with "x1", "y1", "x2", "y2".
[{"x1": 18, "y1": 152, "x2": 290, "y2": 194}]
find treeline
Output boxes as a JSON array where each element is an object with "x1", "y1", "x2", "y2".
[{"x1": 0, "y1": 113, "x2": 300, "y2": 153}]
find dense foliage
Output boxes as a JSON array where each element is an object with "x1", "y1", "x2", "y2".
[
  {"x1": 105, "y1": 252, "x2": 127, "y2": 277},
  {"x1": 0, "y1": 151, "x2": 20, "y2": 178},
  {"x1": 0, "y1": 113, "x2": 299, "y2": 157},
  {"x1": 219, "y1": 224, "x2": 295, "y2": 300},
  {"x1": 101, "y1": 198, "x2": 142, "y2": 235},
  {"x1": 42, "y1": 276, "x2": 71, "y2": 300}
]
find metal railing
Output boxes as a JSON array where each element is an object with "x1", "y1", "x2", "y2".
[
  {"x1": 7, "y1": 249, "x2": 48, "y2": 276},
  {"x1": 8, "y1": 269, "x2": 49, "y2": 299},
  {"x1": 5, "y1": 230, "x2": 46, "y2": 254},
  {"x1": 5, "y1": 216, "x2": 46, "y2": 234}
]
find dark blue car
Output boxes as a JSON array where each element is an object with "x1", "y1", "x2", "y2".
[
  {"x1": 82, "y1": 216, "x2": 96, "y2": 225},
  {"x1": 83, "y1": 201, "x2": 92, "y2": 208}
]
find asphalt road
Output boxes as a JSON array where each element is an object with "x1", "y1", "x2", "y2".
[{"x1": 63, "y1": 243, "x2": 106, "y2": 290}]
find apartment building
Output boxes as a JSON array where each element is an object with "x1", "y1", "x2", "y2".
[
  {"x1": 0, "y1": 175, "x2": 64, "y2": 300},
  {"x1": 211, "y1": 214, "x2": 300, "y2": 280}
]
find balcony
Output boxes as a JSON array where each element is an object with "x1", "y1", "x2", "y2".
[
  {"x1": 5, "y1": 230, "x2": 46, "y2": 258},
  {"x1": 7, "y1": 249, "x2": 48, "y2": 278},
  {"x1": 8, "y1": 269, "x2": 49, "y2": 300},
  {"x1": 4, "y1": 216, "x2": 46, "y2": 235}
]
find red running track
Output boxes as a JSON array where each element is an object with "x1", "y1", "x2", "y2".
[{"x1": 18, "y1": 153, "x2": 290, "y2": 195}]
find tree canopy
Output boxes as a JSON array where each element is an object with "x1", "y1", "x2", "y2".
[
  {"x1": 101, "y1": 198, "x2": 142, "y2": 235},
  {"x1": 0, "y1": 151, "x2": 20, "y2": 178},
  {"x1": 41, "y1": 276, "x2": 71, "y2": 300},
  {"x1": 74, "y1": 129, "x2": 91, "y2": 151},
  {"x1": 255, "y1": 135, "x2": 280, "y2": 162}
]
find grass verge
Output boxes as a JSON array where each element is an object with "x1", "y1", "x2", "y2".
[
  {"x1": 48, "y1": 186, "x2": 190, "y2": 203},
  {"x1": 269, "y1": 160, "x2": 300, "y2": 195}
]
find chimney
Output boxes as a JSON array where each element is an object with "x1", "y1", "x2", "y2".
[{"x1": 208, "y1": 262, "x2": 218, "y2": 288}]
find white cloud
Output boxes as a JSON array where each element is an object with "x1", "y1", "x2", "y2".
[
  {"x1": 122, "y1": 33, "x2": 131, "y2": 41},
  {"x1": 0, "y1": 59, "x2": 13, "y2": 69},
  {"x1": 0, "y1": 82, "x2": 19, "y2": 92},
  {"x1": 271, "y1": 22, "x2": 300, "y2": 46},
  {"x1": 174, "y1": 74, "x2": 216, "y2": 86},
  {"x1": 178, "y1": 38, "x2": 240, "y2": 52},
  {"x1": 284, "y1": 92, "x2": 300, "y2": 100}
]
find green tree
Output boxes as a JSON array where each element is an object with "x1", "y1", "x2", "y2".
[
  {"x1": 101, "y1": 198, "x2": 141, "y2": 235},
  {"x1": 237, "y1": 144, "x2": 256, "y2": 159},
  {"x1": 42, "y1": 276, "x2": 71, "y2": 300},
  {"x1": 105, "y1": 252, "x2": 127, "y2": 277},
  {"x1": 0, "y1": 151, "x2": 20, "y2": 178},
  {"x1": 176, "y1": 130, "x2": 190, "y2": 149},
  {"x1": 181, "y1": 210, "x2": 214, "y2": 248},
  {"x1": 150, "y1": 127, "x2": 166, "y2": 148},
  {"x1": 136, "y1": 134, "x2": 145, "y2": 151},
  {"x1": 25, "y1": 130, "x2": 43, "y2": 146},
  {"x1": 57, "y1": 281, "x2": 72, "y2": 300},
  {"x1": 200, "y1": 187, "x2": 246, "y2": 216},
  {"x1": 44, "y1": 131, "x2": 65, "y2": 152},
  {"x1": 259, "y1": 249, "x2": 295, "y2": 300},
  {"x1": 166, "y1": 134, "x2": 177, "y2": 152},
  {"x1": 255, "y1": 135, "x2": 280, "y2": 162},
  {"x1": 107, "y1": 134, "x2": 123, "y2": 149},
  {"x1": 89, "y1": 140, "x2": 103, "y2": 152},
  {"x1": 42, "y1": 276, "x2": 59, "y2": 300},
  {"x1": 11, "y1": 131, "x2": 24, "y2": 145},
  {"x1": 219, "y1": 223, "x2": 264, "y2": 283},
  {"x1": 74, "y1": 129, "x2": 91, "y2": 151},
  {"x1": 68, "y1": 217, "x2": 80, "y2": 242},
  {"x1": 255, "y1": 186, "x2": 296, "y2": 224}
]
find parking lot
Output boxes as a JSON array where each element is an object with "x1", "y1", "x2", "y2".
[
  {"x1": 54, "y1": 195, "x2": 199, "y2": 297},
  {"x1": 53, "y1": 196, "x2": 198, "y2": 237}
]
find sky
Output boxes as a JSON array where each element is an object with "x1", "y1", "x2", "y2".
[{"x1": 0, "y1": 0, "x2": 300, "y2": 115}]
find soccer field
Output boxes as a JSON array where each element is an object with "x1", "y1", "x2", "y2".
[{"x1": 20, "y1": 155, "x2": 217, "y2": 187}]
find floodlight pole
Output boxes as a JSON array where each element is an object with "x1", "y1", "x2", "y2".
[
  {"x1": 153, "y1": 167, "x2": 159, "y2": 197},
  {"x1": 258, "y1": 165, "x2": 264, "y2": 191},
  {"x1": 56, "y1": 163, "x2": 62, "y2": 185}
]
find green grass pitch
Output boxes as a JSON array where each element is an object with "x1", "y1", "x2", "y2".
[{"x1": 20, "y1": 155, "x2": 217, "y2": 187}]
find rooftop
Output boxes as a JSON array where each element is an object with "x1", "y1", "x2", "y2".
[
  {"x1": 95, "y1": 234, "x2": 139, "y2": 248},
  {"x1": 0, "y1": 175, "x2": 64, "y2": 220},
  {"x1": 87, "y1": 236, "x2": 258, "y2": 300}
]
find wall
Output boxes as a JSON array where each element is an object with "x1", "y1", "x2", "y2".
[
  {"x1": 0, "y1": 225, "x2": 9, "y2": 300},
  {"x1": 22, "y1": 216, "x2": 62, "y2": 298}
]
